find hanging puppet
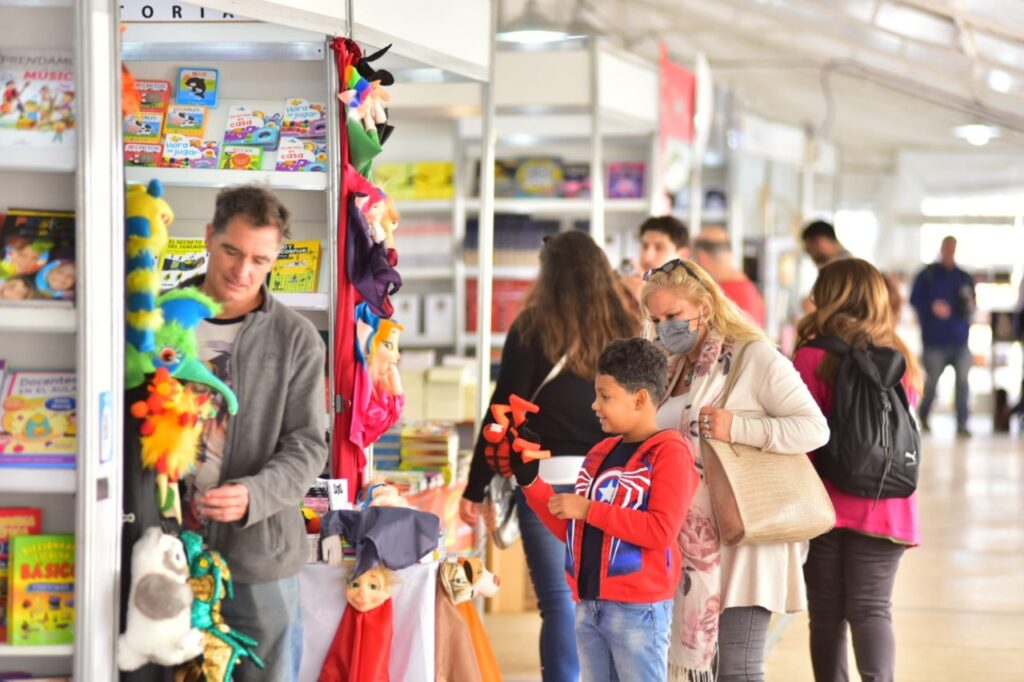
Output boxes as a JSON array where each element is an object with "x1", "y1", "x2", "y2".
[
  {"x1": 317, "y1": 507, "x2": 440, "y2": 682},
  {"x1": 349, "y1": 302, "x2": 405, "y2": 449},
  {"x1": 318, "y1": 565, "x2": 397, "y2": 682}
]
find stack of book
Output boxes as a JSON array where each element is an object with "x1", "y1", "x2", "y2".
[{"x1": 399, "y1": 422, "x2": 459, "y2": 481}]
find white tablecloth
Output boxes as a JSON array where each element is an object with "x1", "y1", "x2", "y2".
[{"x1": 299, "y1": 561, "x2": 438, "y2": 682}]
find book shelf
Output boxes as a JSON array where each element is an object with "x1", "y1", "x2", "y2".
[
  {"x1": 124, "y1": 166, "x2": 328, "y2": 191},
  {"x1": 0, "y1": 643, "x2": 75, "y2": 657},
  {"x1": 381, "y1": 40, "x2": 658, "y2": 364},
  {"x1": 0, "y1": 303, "x2": 78, "y2": 332}
]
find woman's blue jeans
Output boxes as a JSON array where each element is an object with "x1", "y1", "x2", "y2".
[{"x1": 516, "y1": 484, "x2": 580, "y2": 682}]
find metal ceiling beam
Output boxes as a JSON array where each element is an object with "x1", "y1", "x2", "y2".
[{"x1": 897, "y1": 0, "x2": 1024, "y2": 46}]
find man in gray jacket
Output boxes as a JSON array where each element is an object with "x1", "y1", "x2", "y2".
[{"x1": 182, "y1": 185, "x2": 327, "y2": 682}]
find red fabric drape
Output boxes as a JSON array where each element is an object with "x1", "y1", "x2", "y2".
[
  {"x1": 318, "y1": 599, "x2": 393, "y2": 682},
  {"x1": 330, "y1": 38, "x2": 365, "y2": 502}
]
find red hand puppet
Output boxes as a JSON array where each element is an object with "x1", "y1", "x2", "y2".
[{"x1": 481, "y1": 394, "x2": 551, "y2": 478}]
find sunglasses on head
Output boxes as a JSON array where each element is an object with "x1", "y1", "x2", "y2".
[{"x1": 642, "y1": 259, "x2": 711, "y2": 292}]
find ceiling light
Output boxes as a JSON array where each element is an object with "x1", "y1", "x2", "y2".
[
  {"x1": 497, "y1": 0, "x2": 569, "y2": 44},
  {"x1": 953, "y1": 123, "x2": 1000, "y2": 146},
  {"x1": 987, "y1": 69, "x2": 1013, "y2": 94}
]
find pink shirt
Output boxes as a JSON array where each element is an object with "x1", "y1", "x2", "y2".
[{"x1": 793, "y1": 346, "x2": 921, "y2": 546}]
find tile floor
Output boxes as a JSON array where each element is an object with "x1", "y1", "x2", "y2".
[{"x1": 486, "y1": 415, "x2": 1024, "y2": 680}]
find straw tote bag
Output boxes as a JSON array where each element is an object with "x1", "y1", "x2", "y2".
[{"x1": 701, "y1": 344, "x2": 835, "y2": 546}]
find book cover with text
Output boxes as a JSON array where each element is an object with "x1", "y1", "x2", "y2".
[{"x1": 6, "y1": 534, "x2": 74, "y2": 646}]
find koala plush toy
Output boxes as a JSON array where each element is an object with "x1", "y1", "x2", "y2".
[{"x1": 118, "y1": 527, "x2": 205, "y2": 671}]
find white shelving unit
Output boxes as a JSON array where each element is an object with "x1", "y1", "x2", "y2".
[
  {"x1": 0, "y1": 2, "x2": 122, "y2": 679},
  {"x1": 0, "y1": 643, "x2": 75, "y2": 657},
  {"x1": 0, "y1": 303, "x2": 78, "y2": 332},
  {"x1": 124, "y1": 166, "x2": 329, "y2": 192},
  {"x1": 0, "y1": 468, "x2": 77, "y2": 494}
]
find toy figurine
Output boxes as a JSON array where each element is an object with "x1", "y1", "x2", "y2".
[
  {"x1": 178, "y1": 530, "x2": 264, "y2": 682},
  {"x1": 117, "y1": 527, "x2": 205, "y2": 671},
  {"x1": 349, "y1": 302, "x2": 405, "y2": 449}
]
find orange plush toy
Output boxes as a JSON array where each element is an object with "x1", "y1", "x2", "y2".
[{"x1": 120, "y1": 24, "x2": 141, "y2": 116}]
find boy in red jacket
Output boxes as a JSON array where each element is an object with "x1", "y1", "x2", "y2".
[{"x1": 512, "y1": 338, "x2": 699, "y2": 681}]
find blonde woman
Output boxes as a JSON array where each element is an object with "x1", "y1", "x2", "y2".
[
  {"x1": 794, "y1": 259, "x2": 922, "y2": 682},
  {"x1": 640, "y1": 258, "x2": 829, "y2": 682}
]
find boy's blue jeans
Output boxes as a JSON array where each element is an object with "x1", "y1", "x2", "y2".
[{"x1": 575, "y1": 598, "x2": 673, "y2": 682}]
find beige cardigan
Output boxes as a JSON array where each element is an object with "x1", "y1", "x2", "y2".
[
  {"x1": 665, "y1": 339, "x2": 830, "y2": 613},
  {"x1": 720, "y1": 340, "x2": 829, "y2": 612}
]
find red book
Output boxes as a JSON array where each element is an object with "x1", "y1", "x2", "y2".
[{"x1": 0, "y1": 507, "x2": 42, "y2": 642}]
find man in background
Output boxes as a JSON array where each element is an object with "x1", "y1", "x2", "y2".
[
  {"x1": 910, "y1": 235, "x2": 976, "y2": 436},
  {"x1": 693, "y1": 225, "x2": 765, "y2": 327},
  {"x1": 802, "y1": 220, "x2": 851, "y2": 267},
  {"x1": 622, "y1": 215, "x2": 689, "y2": 302}
]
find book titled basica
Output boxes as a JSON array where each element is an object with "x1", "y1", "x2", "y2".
[
  {"x1": 6, "y1": 534, "x2": 74, "y2": 646},
  {"x1": 0, "y1": 371, "x2": 76, "y2": 467}
]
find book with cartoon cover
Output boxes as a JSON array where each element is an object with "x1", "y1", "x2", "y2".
[
  {"x1": 0, "y1": 370, "x2": 76, "y2": 468},
  {"x1": 224, "y1": 105, "x2": 282, "y2": 149},
  {"x1": 158, "y1": 237, "x2": 208, "y2": 289},
  {"x1": 6, "y1": 534, "x2": 75, "y2": 646},
  {"x1": 268, "y1": 240, "x2": 321, "y2": 293},
  {"x1": 219, "y1": 145, "x2": 263, "y2": 171},
  {"x1": 161, "y1": 134, "x2": 218, "y2": 169},
  {"x1": 0, "y1": 50, "x2": 76, "y2": 148},
  {"x1": 0, "y1": 209, "x2": 75, "y2": 301},
  {"x1": 124, "y1": 142, "x2": 163, "y2": 168}
]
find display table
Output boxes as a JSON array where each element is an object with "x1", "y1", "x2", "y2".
[{"x1": 299, "y1": 561, "x2": 439, "y2": 682}]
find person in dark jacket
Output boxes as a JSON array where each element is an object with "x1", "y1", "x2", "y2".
[
  {"x1": 910, "y1": 235, "x2": 975, "y2": 436},
  {"x1": 460, "y1": 230, "x2": 640, "y2": 682}
]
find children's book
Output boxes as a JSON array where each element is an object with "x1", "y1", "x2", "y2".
[
  {"x1": 0, "y1": 50, "x2": 76, "y2": 149},
  {"x1": 0, "y1": 508, "x2": 41, "y2": 642},
  {"x1": 219, "y1": 145, "x2": 264, "y2": 171},
  {"x1": 274, "y1": 137, "x2": 328, "y2": 172},
  {"x1": 134, "y1": 79, "x2": 171, "y2": 112},
  {"x1": 0, "y1": 371, "x2": 76, "y2": 468},
  {"x1": 176, "y1": 68, "x2": 219, "y2": 107},
  {"x1": 373, "y1": 162, "x2": 415, "y2": 200},
  {"x1": 0, "y1": 210, "x2": 75, "y2": 301},
  {"x1": 281, "y1": 98, "x2": 328, "y2": 139},
  {"x1": 6, "y1": 534, "x2": 74, "y2": 646},
  {"x1": 161, "y1": 134, "x2": 218, "y2": 169},
  {"x1": 122, "y1": 111, "x2": 164, "y2": 144},
  {"x1": 163, "y1": 105, "x2": 208, "y2": 138},
  {"x1": 607, "y1": 161, "x2": 646, "y2": 199},
  {"x1": 224, "y1": 105, "x2": 282, "y2": 149},
  {"x1": 158, "y1": 237, "x2": 208, "y2": 289},
  {"x1": 515, "y1": 158, "x2": 562, "y2": 198},
  {"x1": 124, "y1": 142, "x2": 162, "y2": 168},
  {"x1": 268, "y1": 240, "x2": 321, "y2": 293},
  {"x1": 412, "y1": 161, "x2": 455, "y2": 199}
]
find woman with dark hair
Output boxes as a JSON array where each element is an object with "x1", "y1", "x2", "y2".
[
  {"x1": 794, "y1": 258, "x2": 922, "y2": 682},
  {"x1": 460, "y1": 230, "x2": 640, "y2": 681}
]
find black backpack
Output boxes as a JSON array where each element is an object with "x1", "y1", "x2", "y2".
[{"x1": 806, "y1": 336, "x2": 921, "y2": 501}]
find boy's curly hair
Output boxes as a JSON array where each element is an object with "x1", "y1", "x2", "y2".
[{"x1": 597, "y1": 338, "x2": 668, "y2": 404}]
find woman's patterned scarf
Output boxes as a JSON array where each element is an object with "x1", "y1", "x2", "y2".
[{"x1": 666, "y1": 331, "x2": 738, "y2": 681}]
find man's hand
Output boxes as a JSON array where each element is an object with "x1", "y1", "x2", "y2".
[
  {"x1": 932, "y1": 300, "x2": 952, "y2": 319},
  {"x1": 197, "y1": 483, "x2": 250, "y2": 523},
  {"x1": 548, "y1": 493, "x2": 591, "y2": 521}
]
